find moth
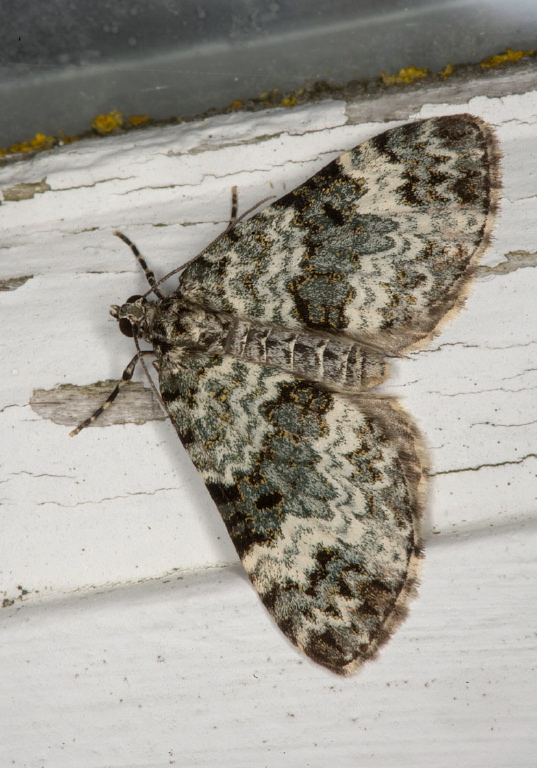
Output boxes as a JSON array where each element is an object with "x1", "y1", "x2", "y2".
[{"x1": 73, "y1": 115, "x2": 500, "y2": 674}]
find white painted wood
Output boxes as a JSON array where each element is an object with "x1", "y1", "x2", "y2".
[{"x1": 1, "y1": 78, "x2": 536, "y2": 766}]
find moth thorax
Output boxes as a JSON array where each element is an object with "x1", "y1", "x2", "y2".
[{"x1": 168, "y1": 303, "x2": 230, "y2": 352}]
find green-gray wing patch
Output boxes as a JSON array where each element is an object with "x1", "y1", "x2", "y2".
[
  {"x1": 159, "y1": 354, "x2": 424, "y2": 674},
  {"x1": 179, "y1": 115, "x2": 500, "y2": 353}
]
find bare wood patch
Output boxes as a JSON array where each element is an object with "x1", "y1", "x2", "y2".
[{"x1": 30, "y1": 381, "x2": 165, "y2": 429}]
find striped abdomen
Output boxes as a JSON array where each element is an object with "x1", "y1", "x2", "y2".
[{"x1": 225, "y1": 319, "x2": 386, "y2": 391}]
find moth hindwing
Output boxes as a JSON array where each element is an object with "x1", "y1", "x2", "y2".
[{"x1": 75, "y1": 115, "x2": 500, "y2": 675}]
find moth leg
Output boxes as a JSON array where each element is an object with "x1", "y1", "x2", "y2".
[
  {"x1": 114, "y1": 231, "x2": 165, "y2": 299},
  {"x1": 229, "y1": 185, "x2": 238, "y2": 227},
  {"x1": 133, "y1": 335, "x2": 169, "y2": 416},
  {"x1": 69, "y1": 350, "x2": 156, "y2": 436},
  {"x1": 227, "y1": 193, "x2": 275, "y2": 229}
]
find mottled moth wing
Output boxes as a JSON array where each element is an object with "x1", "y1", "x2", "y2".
[
  {"x1": 89, "y1": 114, "x2": 499, "y2": 674},
  {"x1": 148, "y1": 114, "x2": 500, "y2": 673},
  {"x1": 179, "y1": 115, "x2": 500, "y2": 354},
  {"x1": 159, "y1": 353, "x2": 424, "y2": 675}
]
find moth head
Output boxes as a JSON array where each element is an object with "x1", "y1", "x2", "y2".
[{"x1": 110, "y1": 295, "x2": 147, "y2": 338}]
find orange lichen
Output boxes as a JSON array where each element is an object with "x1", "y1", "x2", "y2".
[
  {"x1": 481, "y1": 48, "x2": 534, "y2": 68},
  {"x1": 0, "y1": 132, "x2": 56, "y2": 157},
  {"x1": 281, "y1": 95, "x2": 297, "y2": 107},
  {"x1": 381, "y1": 66, "x2": 429, "y2": 85},
  {"x1": 127, "y1": 114, "x2": 150, "y2": 126},
  {"x1": 91, "y1": 110, "x2": 124, "y2": 135}
]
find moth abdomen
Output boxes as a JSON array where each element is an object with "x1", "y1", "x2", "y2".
[{"x1": 224, "y1": 317, "x2": 386, "y2": 390}]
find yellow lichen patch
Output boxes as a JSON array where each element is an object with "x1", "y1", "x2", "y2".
[
  {"x1": 281, "y1": 95, "x2": 297, "y2": 107},
  {"x1": 440, "y1": 63, "x2": 453, "y2": 78},
  {"x1": 481, "y1": 48, "x2": 534, "y2": 68},
  {"x1": 0, "y1": 132, "x2": 56, "y2": 157},
  {"x1": 91, "y1": 110, "x2": 123, "y2": 135},
  {"x1": 127, "y1": 114, "x2": 150, "y2": 126},
  {"x1": 381, "y1": 65, "x2": 429, "y2": 85},
  {"x1": 259, "y1": 89, "x2": 284, "y2": 107},
  {"x1": 229, "y1": 99, "x2": 244, "y2": 110}
]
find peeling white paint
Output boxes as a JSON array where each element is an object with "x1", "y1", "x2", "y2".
[{"x1": 0, "y1": 88, "x2": 536, "y2": 766}]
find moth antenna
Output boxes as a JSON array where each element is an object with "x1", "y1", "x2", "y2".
[
  {"x1": 114, "y1": 231, "x2": 165, "y2": 300},
  {"x1": 69, "y1": 350, "x2": 156, "y2": 436}
]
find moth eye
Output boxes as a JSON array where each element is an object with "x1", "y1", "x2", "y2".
[
  {"x1": 127, "y1": 294, "x2": 143, "y2": 304},
  {"x1": 119, "y1": 318, "x2": 135, "y2": 337}
]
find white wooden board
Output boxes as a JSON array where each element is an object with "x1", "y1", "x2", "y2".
[{"x1": 1, "y1": 79, "x2": 536, "y2": 767}]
